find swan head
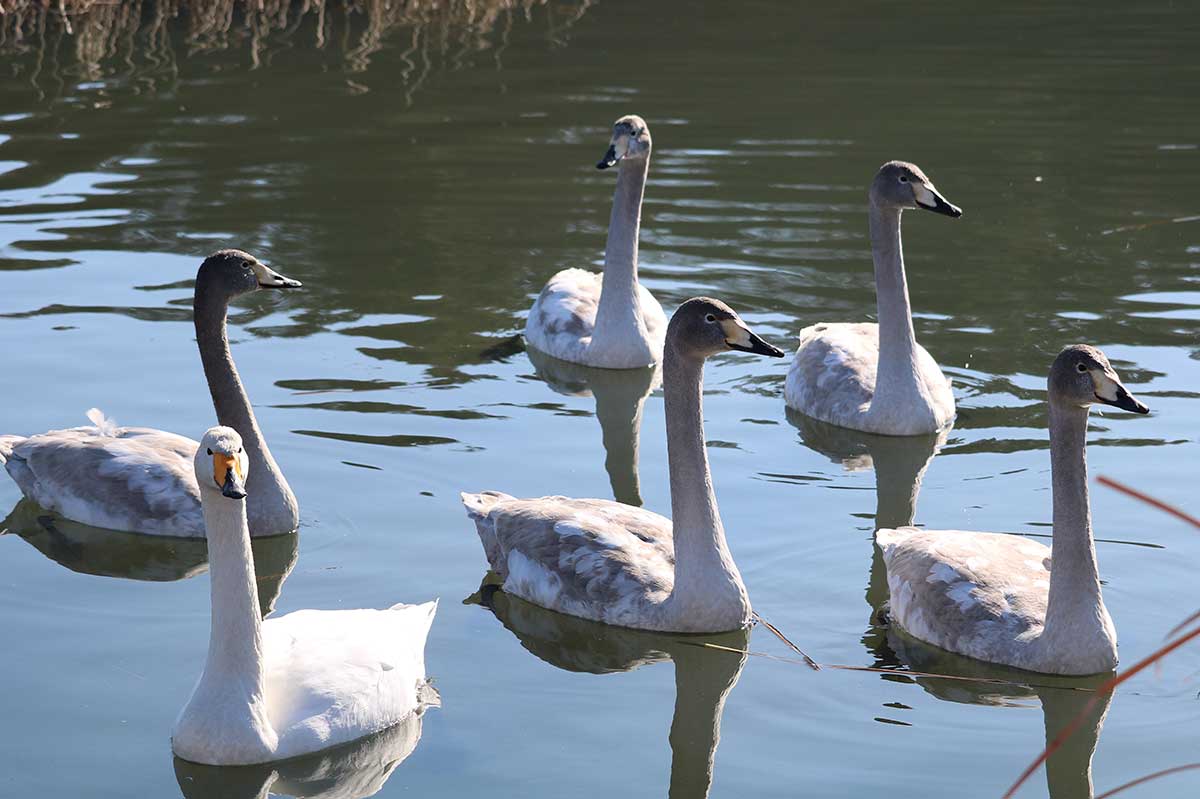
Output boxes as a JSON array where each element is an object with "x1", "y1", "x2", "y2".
[
  {"x1": 195, "y1": 426, "x2": 250, "y2": 501},
  {"x1": 1049, "y1": 345, "x2": 1149, "y2": 414},
  {"x1": 597, "y1": 115, "x2": 651, "y2": 169},
  {"x1": 667, "y1": 297, "x2": 785, "y2": 360},
  {"x1": 871, "y1": 161, "x2": 962, "y2": 218},
  {"x1": 198, "y1": 249, "x2": 302, "y2": 299}
]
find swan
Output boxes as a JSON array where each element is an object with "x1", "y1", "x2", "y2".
[
  {"x1": 172, "y1": 426, "x2": 438, "y2": 766},
  {"x1": 784, "y1": 161, "x2": 961, "y2": 435},
  {"x1": 463, "y1": 297, "x2": 784, "y2": 633},
  {"x1": 524, "y1": 114, "x2": 667, "y2": 369},
  {"x1": 0, "y1": 249, "x2": 299, "y2": 537},
  {"x1": 874, "y1": 345, "x2": 1149, "y2": 675}
]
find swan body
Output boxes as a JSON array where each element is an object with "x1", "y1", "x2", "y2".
[
  {"x1": 785, "y1": 161, "x2": 960, "y2": 435},
  {"x1": 524, "y1": 115, "x2": 666, "y2": 369},
  {"x1": 465, "y1": 298, "x2": 785, "y2": 633},
  {"x1": 0, "y1": 250, "x2": 300, "y2": 537},
  {"x1": 875, "y1": 345, "x2": 1149, "y2": 675},
  {"x1": 172, "y1": 427, "x2": 437, "y2": 766}
]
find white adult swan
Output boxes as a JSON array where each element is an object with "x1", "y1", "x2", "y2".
[
  {"x1": 0, "y1": 250, "x2": 299, "y2": 537},
  {"x1": 875, "y1": 345, "x2": 1149, "y2": 675},
  {"x1": 784, "y1": 161, "x2": 961, "y2": 435},
  {"x1": 172, "y1": 427, "x2": 438, "y2": 766},
  {"x1": 524, "y1": 115, "x2": 667, "y2": 369},
  {"x1": 463, "y1": 298, "x2": 784, "y2": 633}
]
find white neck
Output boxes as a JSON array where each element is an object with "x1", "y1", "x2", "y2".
[
  {"x1": 661, "y1": 342, "x2": 750, "y2": 630},
  {"x1": 592, "y1": 155, "x2": 651, "y2": 359},
  {"x1": 868, "y1": 203, "x2": 928, "y2": 415},
  {"x1": 181, "y1": 492, "x2": 277, "y2": 755},
  {"x1": 1042, "y1": 402, "x2": 1106, "y2": 637}
]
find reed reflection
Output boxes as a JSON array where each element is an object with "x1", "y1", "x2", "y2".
[
  {"x1": 174, "y1": 708, "x2": 433, "y2": 799},
  {"x1": 1, "y1": 498, "x2": 297, "y2": 616},
  {"x1": 468, "y1": 579, "x2": 746, "y2": 799},
  {"x1": 527, "y1": 347, "x2": 660, "y2": 507}
]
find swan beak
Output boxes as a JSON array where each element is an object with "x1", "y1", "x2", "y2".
[
  {"x1": 251, "y1": 261, "x2": 303, "y2": 289},
  {"x1": 1091, "y1": 370, "x2": 1149, "y2": 414},
  {"x1": 597, "y1": 144, "x2": 620, "y2": 170},
  {"x1": 721, "y1": 319, "x2": 786, "y2": 357},
  {"x1": 214, "y1": 454, "x2": 247, "y2": 500},
  {"x1": 913, "y1": 183, "x2": 963, "y2": 218}
]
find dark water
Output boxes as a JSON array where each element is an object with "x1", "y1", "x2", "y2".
[{"x1": 1, "y1": 1, "x2": 1198, "y2": 797}]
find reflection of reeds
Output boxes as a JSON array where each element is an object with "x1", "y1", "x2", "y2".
[{"x1": 0, "y1": 0, "x2": 592, "y2": 92}]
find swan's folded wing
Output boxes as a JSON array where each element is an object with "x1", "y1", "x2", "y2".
[
  {"x1": 876, "y1": 527, "x2": 1050, "y2": 661},
  {"x1": 262, "y1": 602, "x2": 437, "y2": 758},
  {"x1": 6, "y1": 427, "x2": 202, "y2": 536},
  {"x1": 524, "y1": 268, "x2": 601, "y2": 361},
  {"x1": 483, "y1": 496, "x2": 675, "y2": 624},
  {"x1": 785, "y1": 322, "x2": 877, "y2": 423}
]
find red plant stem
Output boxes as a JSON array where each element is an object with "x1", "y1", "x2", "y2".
[
  {"x1": 1096, "y1": 476, "x2": 1200, "y2": 529},
  {"x1": 1094, "y1": 763, "x2": 1200, "y2": 798},
  {"x1": 1000, "y1": 624, "x2": 1200, "y2": 799}
]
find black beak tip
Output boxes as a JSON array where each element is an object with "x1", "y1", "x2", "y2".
[{"x1": 596, "y1": 160, "x2": 614, "y2": 170}]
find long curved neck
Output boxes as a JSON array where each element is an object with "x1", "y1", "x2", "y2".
[
  {"x1": 667, "y1": 647, "x2": 746, "y2": 799},
  {"x1": 593, "y1": 155, "x2": 650, "y2": 349},
  {"x1": 663, "y1": 343, "x2": 749, "y2": 627},
  {"x1": 869, "y1": 202, "x2": 923, "y2": 407},
  {"x1": 196, "y1": 496, "x2": 268, "y2": 713},
  {"x1": 1044, "y1": 402, "x2": 1104, "y2": 633},
  {"x1": 194, "y1": 282, "x2": 296, "y2": 534}
]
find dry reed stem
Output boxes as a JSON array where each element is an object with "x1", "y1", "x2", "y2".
[{"x1": 1093, "y1": 763, "x2": 1200, "y2": 798}]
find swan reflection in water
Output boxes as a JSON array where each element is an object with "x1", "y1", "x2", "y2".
[
  {"x1": 174, "y1": 706, "x2": 434, "y2": 799},
  {"x1": 1, "y1": 498, "x2": 298, "y2": 616},
  {"x1": 527, "y1": 347, "x2": 660, "y2": 507},
  {"x1": 468, "y1": 578, "x2": 746, "y2": 799},
  {"x1": 791, "y1": 413, "x2": 1112, "y2": 799},
  {"x1": 874, "y1": 626, "x2": 1112, "y2": 799}
]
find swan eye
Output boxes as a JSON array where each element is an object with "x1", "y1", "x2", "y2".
[
  {"x1": 1076, "y1": 363, "x2": 1088, "y2": 373},
  {"x1": 899, "y1": 175, "x2": 909, "y2": 183},
  {"x1": 206, "y1": 448, "x2": 212, "y2": 455},
  {"x1": 705, "y1": 314, "x2": 716, "y2": 323}
]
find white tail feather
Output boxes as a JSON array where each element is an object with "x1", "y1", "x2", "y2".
[{"x1": 86, "y1": 408, "x2": 119, "y2": 437}]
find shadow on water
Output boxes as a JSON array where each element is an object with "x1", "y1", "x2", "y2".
[
  {"x1": 467, "y1": 578, "x2": 747, "y2": 799},
  {"x1": 1, "y1": 497, "x2": 298, "y2": 616},
  {"x1": 527, "y1": 346, "x2": 660, "y2": 507},
  {"x1": 174, "y1": 709, "x2": 431, "y2": 799},
  {"x1": 872, "y1": 626, "x2": 1112, "y2": 799}
]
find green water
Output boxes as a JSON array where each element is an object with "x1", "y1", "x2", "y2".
[{"x1": 1, "y1": 1, "x2": 1199, "y2": 796}]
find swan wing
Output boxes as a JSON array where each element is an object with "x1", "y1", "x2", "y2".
[
  {"x1": 461, "y1": 493, "x2": 674, "y2": 626},
  {"x1": 524, "y1": 269, "x2": 601, "y2": 363},
  {"x1": 1, "y1": 419, "x2": 202, "y2": 536},
  {"x1": 784, "y1": 322, "x2": 877, "y2": 427},
  {"x1": 262, "y1": 601, "x2": 437, "y2": 760},
  {"x1": 876, "y1": 527, "x2": 1050, "y2": 664}
]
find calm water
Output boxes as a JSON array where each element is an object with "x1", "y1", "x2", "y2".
[{"x1": 1, "y1": 2, "x2": 1199, "y2": 797}]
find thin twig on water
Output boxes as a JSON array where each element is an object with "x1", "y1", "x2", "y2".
[{"x1": 752, "y1": 611, "x2": 820, "y2": 670}]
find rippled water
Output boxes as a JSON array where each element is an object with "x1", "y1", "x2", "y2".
[{"x1": 1, "y1": 2, "x2": 1199, "y2": 797}]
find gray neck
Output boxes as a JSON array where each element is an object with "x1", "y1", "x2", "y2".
[
  {"x1": 869, "y1": 203, "x2": 923, "y2": 407},
  {"x1": 194, "y1": 285, "x2": 297, "y2": 535},
  {"x1": 593, "y1": 155, "x2": 650, "y2": 349},
  {"x1": 662, "y1": 343, "x2": 749, "y2": 626},
  {"x1": 1044, "y1": 402, "x2": 1103, "y2": 633},
  {"x1": 196, "y1": 495, "x2": 267, "y2": 706},
  {"x1": 592, "y1": 368, "x2": 655, "y2": 507}
]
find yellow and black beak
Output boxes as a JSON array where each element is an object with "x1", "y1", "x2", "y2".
[
  {"x1": 913, "y1": 183, "x2": 963, "y2": 218},
  {"x1": 214, "y1": 453, "x2": 247, "y2": 500},
  {"x1": 720, "y1": 319, "x2": 785, "y2": 357},
  {"x1": 1091, "y1": 370, "x2": 1149, "y2": 414}
]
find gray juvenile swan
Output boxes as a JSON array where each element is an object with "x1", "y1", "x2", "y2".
[
  {"x1": 784, "y1": 161, "x2": 961, "y2": 435},
  {"x1": 875, "y1": 345, "x2": 1149, "y2": 675},
  {"x1": 463, "y1": 298, "x2": 784, "y2": 633},
  {"x1": 523, "y1": 115, "x2": 667, "y2": 369},
  {"x1": 0, "y1": 250, "x2": 299, "y2": 538}
]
